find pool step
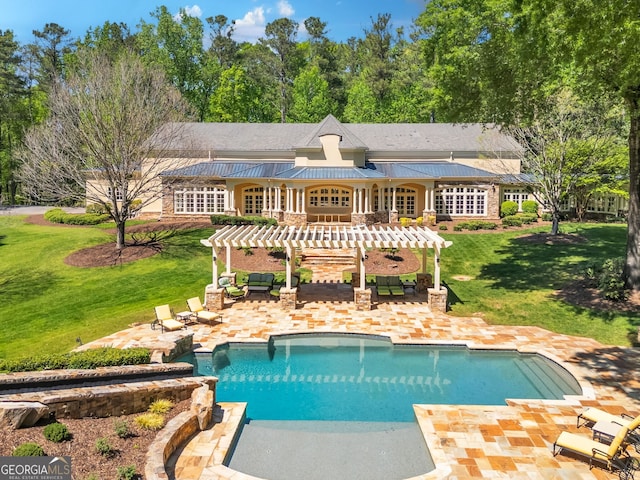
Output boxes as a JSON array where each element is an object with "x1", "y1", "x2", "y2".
[{"x1": 514, "y1": 356, "x2": 580, "y2": 398}]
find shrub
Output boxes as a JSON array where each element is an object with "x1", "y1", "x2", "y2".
[
  {"x1": 114, "y1": 420, "x2": 131, "y2": 439},
  {"x1": 116, "y1": 465, "x2": 137, "y2": 480},
  {"x1": 519, "y1": 213, "x2": 538, "y2": 224},
  {"x1": 597, "y1": 258, "x2": 628, "y2": 301},
  {"x1": 134, "y1": 412, "x2": 165, "y2": 430},
  {"x1": 0, "y1": 347, "x2": 151, "y2": 373},
  {"x1": 86, "y1": 203, "x2": 107, "y2": 215},
  {"x1": 44, "y1": 208, "x2": 110, "y2": 225},
  {"x1": 416, "y1": 216, "x2": 424, "y2": 226},
  {"x1": 210, "y1": 214, "x2": 277, "y2": 227},
  {"x1": 500, "y1": 201, "x2": 518, "y2": 217},
  {"x1": 399, "y1": 217, "x2": 412, "y2": 227},
  {"x1": 427, "y1": 215, "x2": 436, "y2": 226},
  {"x1": 455, "y1": 220, "x2": 498, "y2": 231},
  {"x1": 438, "y1": 225, "x2": 448, "y2": 231},
  {"x1": 95, "y1": 437, "x2": 114, "y2": 457},
  {"x1": 453, "y1": 224, "x2": 463, "y2": 231},
  {"x1": 13, "y1": 442, "x2": 45, "y2": 456},
  {"x1": 541, "y1": 212, "x2": 553, "y2": 222},
  {"x1": 43, "y1": 422, "x2": 71, "y2": 443},
  {"x1": 521, "y1": 200, "x2": 538, "y2": 214},
  {"x1": 148, "y1": 399, "x2": 174, "y2": 414},
  {"x1": 501, "y1": 215, "x2": 523, "y2": 227}
]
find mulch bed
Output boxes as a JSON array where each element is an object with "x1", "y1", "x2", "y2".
[{"x1": 0, "y1": 399, "x2": 190, "y2": 480}]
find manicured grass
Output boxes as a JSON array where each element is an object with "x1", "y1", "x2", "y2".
[
  {"x1": 0, "y1": 216, "x2": 636, "y2": 361},
  {"x1": 0, "y1": 216, "x2": 216, "y2": 360},
  {"x1": 439, "y1": 223, "x2": 638, "y2": 347}
]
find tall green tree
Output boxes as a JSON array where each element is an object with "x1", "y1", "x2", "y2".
[
  {"x1": 0, "y1": 30, "x2": 27, "y2": 204},
  {"x1": 206, "y1": 15, "x2": 239, "y2": 68},
  {"x1": 289, "y1": 65, "x2": 336, "y2": 122},
  {"x1": 529, "y1": 0, "x2": 640, "y2": 289},
  {"x1": 260, "y1": 18, "x2": 302, "y2": 123},
  {"x1": 31, "y1": 23, "x2": 72, "y2": 93},
  {"x1": 137, "y1": 6, "x2": 215, "y2": 121},
  {"x1": 208, "y1": 64, "x2": 265, "y2": 122}
]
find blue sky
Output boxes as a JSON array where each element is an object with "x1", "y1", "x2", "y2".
[{"x1": 1, "y1": 0, "x2": 426, "y2": 45}]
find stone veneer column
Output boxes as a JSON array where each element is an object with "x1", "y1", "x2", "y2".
[
  {"x1": 279, "y1": 287, "x2": 297, "y2": 310},
  {"x1": 427, "y1": 286, "x2": 448, "y2": 312},
  {"x1": 416, "y1": 273, "x2": 433, "y2": 293},
  {"x1": 354, "y1": 287, "x2": 372, "y2": 311},
  {"x1": 204, "y1": 284, "x2": 225, "y2": 312}
]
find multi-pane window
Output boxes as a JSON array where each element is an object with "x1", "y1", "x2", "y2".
[
  {"x1": 174, "y1": 187, "x2": 226, "y2": 214},
  {"x1": 308, "y1": 187, "x2": 350, "y2": 209},
  {"x1": 243, "y1": 187, "x2": 263, "y2": 214},
  {"x1": 107, "y1": 186, "x2": 124, "y2": 202},
  {"x1": 502, "y1": 188, "x2": 530, "y2": 211},
  {"x1": 436, "y1": 187, "x2": 486, "y2": 216}
]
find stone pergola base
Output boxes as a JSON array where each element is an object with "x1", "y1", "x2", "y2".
[{"x1": 428, "y1": 286, "x2": 448, "y2": 312}]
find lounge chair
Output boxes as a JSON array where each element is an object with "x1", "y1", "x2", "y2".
[
  {"x1": 219, "y1": 277, "x2": 247, "y2": 300},
  {"x1": 186, "y1": 297, "x2": 222, "y2": 324},
  {"x1": 553, "y1": 426, "x2": 629, "y2": 472},
  {"x1": 270, "y1": 275, "x2": 299, "y2": 299},
  {"x1": 578, "y1": 408, "x2": 640, "y2": 432},
  {"x1": 152, "y1": 305, "x2": 185, "y2": 332}
]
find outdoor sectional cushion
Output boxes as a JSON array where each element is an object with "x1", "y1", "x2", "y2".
[
  {"x1": 248, "y1": 273, "x2": 275, "y2": 287},
  {"x1": 376, "y1": 276, "x2": 404, "y2": 296}
]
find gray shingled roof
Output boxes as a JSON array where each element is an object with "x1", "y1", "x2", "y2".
[
  {"x1": 154, "y1": 116, "x2": 522, "y2": 155},
  {"x1": 162, "y1": 161, "x2": 498, "y2": 180}
]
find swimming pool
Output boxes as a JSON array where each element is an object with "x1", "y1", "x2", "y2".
[{"x1": 179, "y1": 333, "x2": 582, "y2": 422}]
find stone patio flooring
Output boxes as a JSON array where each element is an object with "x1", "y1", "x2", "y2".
[{"x1": 81, "y1": 263, "x2": 640, "y2": 479}]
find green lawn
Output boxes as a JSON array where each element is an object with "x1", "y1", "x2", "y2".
[
  {"x1": 0, "y1": 216, "x2": 636, "y2": 361},
  {"x1": 439, "y1": 223, "x2": 638, "y2": 346}
]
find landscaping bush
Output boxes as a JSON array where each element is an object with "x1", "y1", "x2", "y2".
[
  {"x1": 541, "y1": 212, "x2": 553, "y2": 221},
  {"x1": 148, "y1": 399, "x2": 174, "y2": 414},
  {"x1": 114, "y1": 420, "x2": 131, "y2": 439},
  {"x1": 455, "y1": 220, "x2": 498, "y2": 231},
  {"x1": 95, "y1": 437, "x2": 115, "y2": 457},
  {"x1": 86, "y1": 203, "x2": 108, "y2": 215},
  {"x1": 416, "y1": 216, "x2": 424, "y2": 226},
  {"x1": 399, "y1": 217, "x2": 412, "y2": 227},
  {"x1": 44, "y1": 208, "x2": 110, "y2": 225},
  {"x1": 43, "y1": 422, "x2": 71, "y2": 443},
  {"x1": 209, "y1": 214, "x2": 277, "y2": 227},
  {"x1": 134, "y1": 412, "x2": 165, "y2": 431},
  {"x1": 438, "y1": 224, "x2": 448, "y2": 230},
  {"x1": 12, "y1": 442, "x2": 45, "y2": 456},
  {"x1": 500, "y1": 201, "x2": 518, "y2": 217},
  {"x1": 519, "y1": 213, "x2": 538, "y2": 224},
  {"x1": 116, "y1": 465, "x2": 138, "y2": 480},
  {"x1": 501, "y1": 215, "x2": 523, "y2": 227},
  {"x1": 0, "y1": 347, "x2": 151, "y2": 373},
  {"x1": 521, "y1": 200, "x2": 538, "y2": 214},
  {"x1": 598, "y1": 258, "x2": 628, "y2": 301}
]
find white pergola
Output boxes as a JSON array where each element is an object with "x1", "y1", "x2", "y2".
[{"x1": 201, "y1": 225, "x2": 452, "y2": 293}]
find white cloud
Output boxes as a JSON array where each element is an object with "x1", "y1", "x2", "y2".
[
  {"x1": 234, "y1": 7, "x2": 267, "y2": 43},
  {"x1": 173, "y1": 5, "x2": 203, "y2": 22},
  {"x1": 278, "y1": 0, "x2": 295, "y2": 17}
]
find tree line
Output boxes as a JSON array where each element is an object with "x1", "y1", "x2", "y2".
[{"x1": 2, "y1": 1, "x2": 640, "y2": 289}]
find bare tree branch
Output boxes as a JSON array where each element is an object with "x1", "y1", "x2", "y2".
[{"x1": 18, "y1": 50, "x2": 195, "y2": 248}]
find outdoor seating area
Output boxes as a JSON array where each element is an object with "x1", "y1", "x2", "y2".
[
  {"x1": 247, "y1": 273, "x2": 275, "y2": 296},
  {"x1": 552, "y1": 408, "x2": 640, "y2": 478},
  {"x1": 186, "y1": 297, "x2": 222, "y2": 325},
  {"x1": 152, "y1": 305, "x2": 186, "y2": 332},
  {"x1": 375, "y1": 275, "x2": 406, "y2": 297}
]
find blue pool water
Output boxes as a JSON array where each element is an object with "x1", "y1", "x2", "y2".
[{"x1": 179, "y1": 334, "x2": 581, "y2": 423}]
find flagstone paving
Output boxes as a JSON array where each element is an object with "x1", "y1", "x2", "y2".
[{"x1": 81, "y1": 264, "x2": 640, "y2": 479}]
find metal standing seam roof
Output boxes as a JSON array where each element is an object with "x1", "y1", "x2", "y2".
[
  {"x1": 162, "y1": 161, "x2": 498, "y2": 180},
  {"x1": 205, "y1": 224, "x2": 453, "y2": 250}
]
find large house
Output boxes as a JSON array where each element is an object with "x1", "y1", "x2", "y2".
[{"x1": 137, "y1": 115, "x2": 534, "y2": 225}]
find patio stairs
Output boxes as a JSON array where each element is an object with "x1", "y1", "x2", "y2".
[
  {"x1": 300, "y1": 248, "x2": 356, "y2": 284},
  {"x1": 299, "y1": 248, "x2": 356, "y2": 266}
]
